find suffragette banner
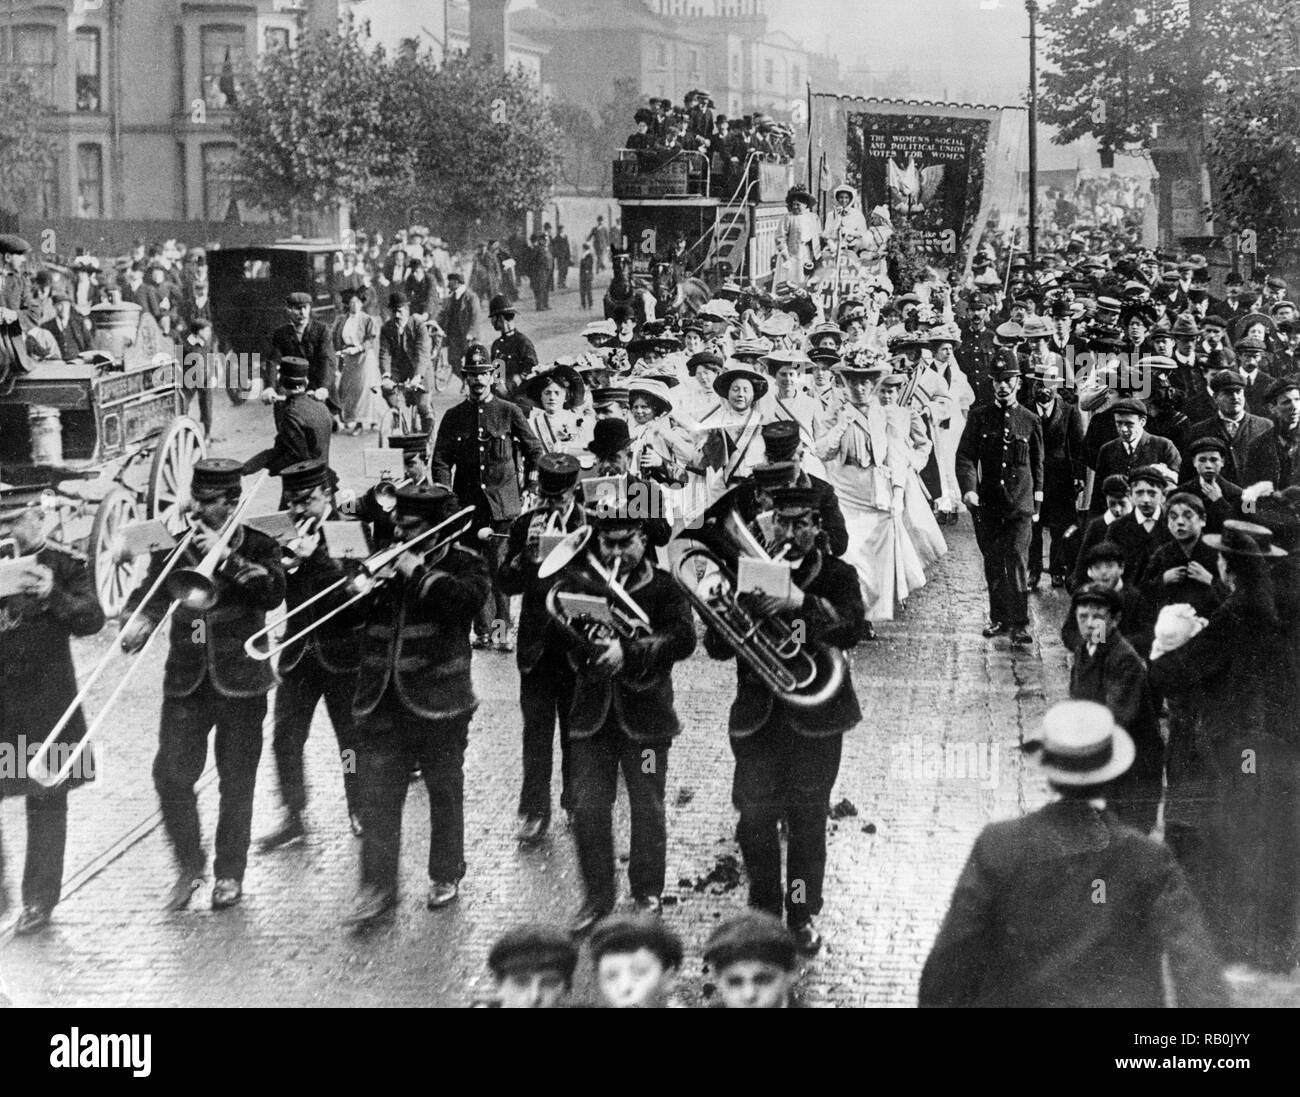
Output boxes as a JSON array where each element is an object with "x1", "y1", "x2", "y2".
[{"x1": 802, "y1": 95, "x2": 1015, "y2": 278}]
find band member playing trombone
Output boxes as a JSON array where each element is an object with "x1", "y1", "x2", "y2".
[
  {"x1": 556, "y1": 504, "x2": 697, "y2": 934},
  {"x1": 702, "y1": 485, "x2": 864, "y2": 955},
  {"x1": 0, "y1": 485, "x2": 105, "y2": 935},
  {"x1": 498, "y1": 453, "x2": 586, "y2": 846},
  {"x1": 258, "y1": 460, "x2": 364, "y2": 851},
  {"x1": 119, "y1": 459, "x2": 285, "y2": 912},
  {"x1": 342, "y1": 484, "x2": 489, "y2": 927}
]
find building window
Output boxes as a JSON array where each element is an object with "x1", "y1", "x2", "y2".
[
  {"x1": 77, "y1": 144, "x2": 104, "y2": 219},
  {"x1": 201, "y1": 25, "x2": 247, "y2": 110},
  {"x1": 764, "y1": 59, "x2": 774, "y2": 86},
  {"x1": 75, "y1": 28, "x2": 102, "y2": 113},
  {"x1": 0, "y1": 25, "x2": 57, "y2": 103},
  {"x1": 202, "y1": 143, "x2": 237, "y2": 222},
  {"x1": 656, "y1": 43, "x2": 667, "y2": 68},
  {"x1": 263, "y1": 26, "x2": 291, "y2": 54}
]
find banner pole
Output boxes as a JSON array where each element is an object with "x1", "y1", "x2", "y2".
[{"x1": 806, "y1": 82, "x2": 814, "y2": 194}]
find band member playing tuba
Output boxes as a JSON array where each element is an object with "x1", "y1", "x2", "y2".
[
  {"x1": 0, "y1": 485, "x2": 105, "y2": 935},
  {"x1": 258, "y1": 459, "x2": 365, "y2": 851},
  {"x1": 558, "y1": 504, "x2": 697, "y2": 934},
  {"x1": 498, "y1": 453, "x2": 587, "y2": 846},
  {"x1": 342, "y1": 484, "x2": 490, "y2": 927},
  {"x1": 119, "y1": 458, "x2": 285, "y2": 912},
  {"x1": 703, "y1": 485, "x2": 864, "y2": 955}
]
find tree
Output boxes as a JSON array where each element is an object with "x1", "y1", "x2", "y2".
[
  {"x1": 388, "y1": 51, "x2": 560, "y2": 244},
  {"x1": 0, "y1": 77, "x2": 57, "y2": 216},
  {"x1": 229, "y1": 29, "x2": 412, "y2": 226},
  {"x1": 549, "y1": 100, "x2": 603, "y2": 194}
]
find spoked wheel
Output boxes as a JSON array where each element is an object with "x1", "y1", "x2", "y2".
[
  {"x1": 89, "y1": 486, "x2": 145, "y2": 619},
  {"x1": 148, "y1": 416, "x2": 206, "y2": 523}
]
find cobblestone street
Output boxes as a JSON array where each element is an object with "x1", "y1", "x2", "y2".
[{"x1": 3, "y1": 286, "x2": 1298, "y2": 1008}]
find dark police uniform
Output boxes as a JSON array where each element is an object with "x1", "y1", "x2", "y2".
[
  {"x1": 562, "y1": 535, "x2": 696, "y2": 919},
  {"x1": 497, "y1": 458, "x2": 586, "y2": 831},
  {"x1": 0, "y1": 529, "x2": 104, "y2": 926},
  {"x1": 128, "y1": 463, "x2": 285, "y2": 889},
  {"x1": 956, "y1": 391, "x2": 1044, "y2": 633},
  {"x1": 490, "y1": 329, "x2": 539, "y2": 397},
  {"x1": 430, "y1": 389, "x2": 543, "y2": 641},
  {"x1": 704, "y1": 516, "x2": 863, "y2": 935},
  {"x1": 347, "y1": 486, "x2": 490, "y2": 900}
]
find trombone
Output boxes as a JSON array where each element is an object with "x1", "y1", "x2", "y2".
[
  {"x1": 243, "y1": 504, "x2": 475, "y2": 661},
  {"x1": 28, "y1": 471, "x2": 270, "y2": 790}
]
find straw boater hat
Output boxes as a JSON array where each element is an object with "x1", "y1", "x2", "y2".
[
  {"x1": 1022, "y1": 700, "x2": 1135, "y2": 787},
  {"x1": 713, "y1": 366, "x2": 769, "y2": 401}
]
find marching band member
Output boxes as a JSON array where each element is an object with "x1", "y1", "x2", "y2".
[
  {"x1": 817, "y1": 355, "x2": 924, "y2": 638},
  {"x1": 703, "y1": 484, "x2": 864, "y2": 954},
  {"x1": 342, "y1": 484, "x2": 490, "y2": 926},
  {"x1": 356, "y1": 432, "x2": 432, "y2": 550},
  {"x1": 0, "y1": 485, "x2": 105, "y2": 935},
  {"x1": 587, "y1": 418, "x2": 673, "y2": 550},
  {"x1": 258, "y1": 460, "x2": 364, "y2": 851},
  {"x1": 498, "y1": 454, "x2": 587, "y2": 846},
  {"x1": 756, "y1": 421, "x2": 849, "y2": 557},
  {"x1": 119, "y1": 459, "x2": 285, "y2": 912},
  {"x1": 560, "y1": 504, "x2": 697, "y2": 934}
]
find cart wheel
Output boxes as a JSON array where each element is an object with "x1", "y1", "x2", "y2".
[
  {"x1": 148, "y1": 416, "x2": 206, "y2": 522},
  {"x1": 89, "y1": 486, "x2": 145, "y2": 619}
]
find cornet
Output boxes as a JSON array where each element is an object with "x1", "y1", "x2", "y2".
[
  {"x1": 281, "y1": 514, "x2": 325, "y2": 569},
  {"x1": 243, "y1": 505, "x2": 475, "y2": 661}
]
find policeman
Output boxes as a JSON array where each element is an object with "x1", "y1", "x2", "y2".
[
  {"x1": 498, "y1": 453, "x2": 586, "y2": 845},
  {"x1": 342, "y1": 484, "x2": 490, "y2": 926},
  {"x1": 119, "y1": 459, "x2": 286, "y2": 911},
  {"x1": 562, "y1": 505, "x2": 696, "y2": 934},
  {"x1": 0, "y1": 485, "x2": 105, "y2": 934},
  {"x1": 258, "y1": 460, "x2": 364, "y2": 851},
  {"x1": 704, "y1": 485, "x2": 864, "y2": 955},
  {"x1": 430, "y1": 356, "x2": 543, "y2": 650},
  {"x1": 955, "y1": 351, "x2": 1045, "y2": 646},
  {"x1": 488, "y1": 295, "x2": 539, "y2": 399}
]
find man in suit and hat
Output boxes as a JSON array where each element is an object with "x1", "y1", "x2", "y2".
[
  {"x1": 921, "y1": 700, "x2": 1227, "y2": 1007},
  {"x1": 561, "y1": 503, "x2": 696, "y2": 935},
  {"x1": 1090, "y1": 397, "x2": 1181, "y2": 517},
  {"x1": 0, "y1": 234, "x2": 39, "y2": 389},
  {"x1": 341, "y1": 483, "x2": 491, "y2": 926},
  {"x1": 241, "y1": 357, "x2": 333, "y2": 497},
  {"x1": 1245, "y1": 378, "x2": 1300, "y2": 489},
  {"x1": 0, "y1": 484, "x2": 105, "y2": 935},
  {"x1": 705, "y1": 484, "x2": 864, "y2": 955},
  {"x1": 119, "y1": 459, "x2": 286, "y2": 913},
  {"x1": 436, "y1": 272, "x2": 481, "y2": 393},
  {"x1": 498, "y1": 453, "x2": 587, "y2": 845},
  {"x1": 268, "y1": 291, "x2": 337, "y2": 410},
  {"x1": 488, "y1": 295, "x2": 539, "y2": 399},
  {"x1": 1026, "y1": 362, "x2": 1085, "y2": 587},
  {"x1": 258, "y1": 460, "x2": 364, "y2": 852},
  {"x1": 431, "y1": 353, "x2": 543, "y2": 650},
  {"x1": 1178, "y1": 436, "x2": 1244, "y2": 533},
  {"x1": 955, "y1": 350, "x2": 1044, "y2": 645},
  {"x1": 378, "y1": 291, "x2": 435, "y2": 433},
  {"x1": 1186, "y1": 370, "x2": 1275, "y2": 486},
  {"x1": 41, "y1": 291, "x2": 92, "y2": 360},
  {"x1": 1231, "y1": 334, "x2": 1278, "y2": 416}
]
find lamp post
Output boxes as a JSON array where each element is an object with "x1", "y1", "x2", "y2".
[{"x1": 1026, "y1": 0, "x2": 1039, "y2": 269}]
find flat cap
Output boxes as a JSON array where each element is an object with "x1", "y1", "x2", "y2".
[
  {"x1": 488, "y1": 925, "x2": 578, "y2": 979},
  {"x1": 704, "y1": 911, "x2": 797, "y2": 972}
]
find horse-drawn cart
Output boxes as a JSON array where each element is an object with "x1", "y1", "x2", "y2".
[{"x1": 0, "y1": 302, "x2": 205, "y2": 617}]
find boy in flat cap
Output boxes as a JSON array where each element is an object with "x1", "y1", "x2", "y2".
[
  {"x1": 1089, "y1": 398, "x2": 1180, "y2": 517},
  {"x1": 590, "y1": 914, "x2": 684, "y2": 1008},
  {"x1": 484, "y1": 925, "x2": 578, "y2": 1008},
  {"x1": 1140, "y1": 490, "x2": 1224, "y2": 622},
  {"x1": 704, "y1": 911, "x2": 801, "y2": 1008}
]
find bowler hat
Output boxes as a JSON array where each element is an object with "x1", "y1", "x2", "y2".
[{"x1": 589, "y1": 417, "x2": 632, "y2": 459}]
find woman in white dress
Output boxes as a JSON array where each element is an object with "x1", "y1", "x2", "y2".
[
  {"x1": 627, "y1": 377, "x2": 692, "y2": 527},
  {"x1": 929, "y1": 324, "x2": 975, "y2": 525},
  {"x1": 817, "y1": 356, "x2": 926, "y2": 637},
  {"x1": 776, "y1": 186, "x2": 821, "y2": 287},
  {"x1": 521, "y1": 363, "x2": 588, "y2": 457},
  {"x1": 333, "y1": 286, "x2": 381, "y2": 434},
  {"x1": 822, "y1": 183, "x2": 870, "y2": 260},
  {"x1": 878, "y1": 372, "x2": 947, "y2": 571}
]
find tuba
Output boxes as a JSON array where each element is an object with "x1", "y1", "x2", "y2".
[{"x1": 672, "y1": 492, "x2": 845, "y2": 708}]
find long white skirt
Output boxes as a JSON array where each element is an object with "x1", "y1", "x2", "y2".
[
  {"x1": 903, "y1": 469, "x2": 947, "y2": 570},
  {"x1": 829, "y1": 464, "x2": 927, "y2": 622}
]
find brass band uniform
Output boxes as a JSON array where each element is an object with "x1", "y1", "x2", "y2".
[
  {"x1": 343, "y1": 484, "x2": 490, "y2": 925},
  {"x1": 498, "y1": 453, "x2": 587, "y2": 844},
  {"x1": 258, "y1": 460, "x2": 364, "y2": 851},
  {"x1": 0, "y1": 485, "x2": 105, "y2": 935},
  {"x1": 120, "y1": 459, "x2": 285, "y2": 912}
]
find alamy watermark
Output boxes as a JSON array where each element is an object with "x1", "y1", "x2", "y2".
[{"x1": 150, "y1": 351, "x2": 262, "y2": 392}]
